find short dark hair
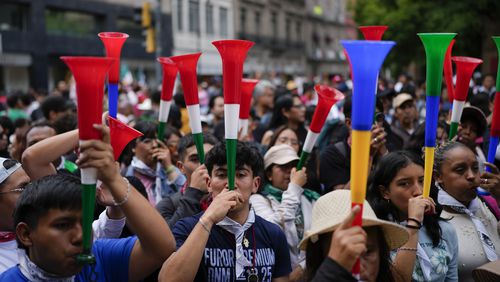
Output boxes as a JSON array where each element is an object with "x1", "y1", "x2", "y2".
[
  {"x1": 343, "y1": 93, "x2": 352, "y2": 119},
  {"x1": 25, "y1": 120, "x2": 55, "y2": 137},
  {"x1": 268, "y1": 94, "x2": 301, "y2": 130},
  {"x1": 40, "y1": 96, "x2": 69, "y2": 120},
  {"x1": 14, "y1": 174, "x2": 82, "y2": 248},
  {"x1": 162, "y1": 125, "x2": 182, "y2": 142},
  {"x1": 52, "y1": 111, "x2": 77, "y2": 134},
  {"x1": 132, "y1": 121, "x2": 157, "y2": 147},
  {"x1": 151, "y1": 90, "x2": 161, "y2": 105},
  {"x1": 178, "y1": 133, "x2": 219, "y2": 161},
  {"x1": 205, "y1": 141, "x2": 263, "y2": 178},
  {"x1": 209, "y1": 95, "x2": 223, "y2": 110},
  {"x1": 6, "y1": 93, "x2": 21, "y2": 108}
]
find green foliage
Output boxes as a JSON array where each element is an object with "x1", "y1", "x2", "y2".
[{"x1": 353, "y1": 0, "x2": 500, "y2": 73}]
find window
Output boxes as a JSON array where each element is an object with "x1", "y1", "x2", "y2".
[
  {"x1": 296, "y1": 21, "x2": 302, "y2": 40},
  {"x1": 116, "y1": 18, "x2": 142, "y2": 40},
  {"x1": 188, "y1": 0, "x2": 199, "y2": 33},
  {"x1": 177, "y1": 0, "x2": 183, "y2": 31},
  {"x1": 254, "y1": 11, "x2": 261, "y2": 36},
  {"x1": 271, "y1": 11, "x2": 278, "y2": 37},
  {"x1": 0, "y1": 3, "x2": 29, "y2": 32},
  {"x1": 333, "y1": 0, "x2": 340, "y2": 22},
  {"x1": 45, "y1": 8, "x2": 103, "y2": 37},
  {"x1": 285, "y1": 17, "x2": 291, "y2": 42},
  {"x1": 219, "y1": 7, "x2": 228, "y2": 37},
  {"x1": 240, "y1": 8, "x2": 246, "y2": 34},
  {"x1": 206, "y1": 2, "x2": 214, "y2": 35}
]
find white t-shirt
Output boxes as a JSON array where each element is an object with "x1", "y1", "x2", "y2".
[{"x1": 0, "y1": 240, "x2": 17, "y2": 273}]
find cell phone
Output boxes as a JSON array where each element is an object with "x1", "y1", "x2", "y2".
[{"x1": 375, "y1": 112, "x2": 385, "y2": 125}]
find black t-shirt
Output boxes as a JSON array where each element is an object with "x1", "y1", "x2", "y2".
[
  {"x1": 319, "y1": 141, "x2": 350, "y2": 193},
  {"x1": 173, "y1": 212, "x2": 292, "y2": 282}
]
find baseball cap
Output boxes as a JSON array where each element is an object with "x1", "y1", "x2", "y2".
[
  {"x1": 0, "y1": 158, "x2": 21, "y2": 185},
  {"x1": 461, "y1": 106, "x2": 487, "y2": 136},
  {"x1": 392, "y1": 93, "x2": 414, "y2": 109},
  {"x1": 264, "y1": 144, "x2": 299, "y2": 170}
]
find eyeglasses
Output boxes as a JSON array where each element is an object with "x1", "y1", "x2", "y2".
[{"x1": 0, "y1": 187, "x2": 25, "y2": 195}]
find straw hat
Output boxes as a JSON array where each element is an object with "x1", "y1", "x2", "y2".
[{"x1": 299, "y1": 190, "x2": 409, "y2": 250}]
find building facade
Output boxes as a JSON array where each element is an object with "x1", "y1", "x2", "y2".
[
  {"x1": 232, "y1": 0, "x2": 354, "y2": 78},
  {"x1": 0, "y1": 0, "x2": 174, "y2": 93},
  {"x1": 171, "y1": 0, "x2": 234, "y2": 75},
  {"x1": 233, "y1": 0, "x2": 307, "y2": 76},
  {"x1": 304, "y1": 0, "x2": 355, "y2": 78}
]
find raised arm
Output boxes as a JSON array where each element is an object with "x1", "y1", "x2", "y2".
[
  {"x1": 21, "y1": 129, "x2": 79, "y2": 180},
  {"x1": 251, "y1": 168, "x2": 306, "y2": 226},
  {"x1": 78, "y1": 124, "x2": 176, "y2": 281},
  {"x1": 159, "y1": 189, "x2": 241, "y2": 282}
]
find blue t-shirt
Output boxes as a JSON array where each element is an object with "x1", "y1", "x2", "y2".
[
  {"x1": 0, "y1": 236, "x2": 137, "y2": 282},
  {"x1": 173, "y1": 212, "x2": 292, "y2": 282}
]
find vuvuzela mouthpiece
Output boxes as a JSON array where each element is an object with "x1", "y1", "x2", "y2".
[{"x1": 359, "y1": 26, "x2": 388, "y2": 41}]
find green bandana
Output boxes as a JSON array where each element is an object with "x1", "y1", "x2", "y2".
[
  {"x1": 262, "y1": 183, "x2": 320, "y2": 203},
  {"x1": 64, "y1": 159, "x2": 78, "y2": 173}
]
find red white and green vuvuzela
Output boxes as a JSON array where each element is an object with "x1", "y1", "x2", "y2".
[
  {"x1": 486, "y1": 37, "x2": 500, "y2": 174},
  {"x1": 443, "y1": 39, "x2": 456, "y2": 104},
  {"x1": 213, "y1": 40, "x2": 254, "y2": 190},
  {"x1": 239, "y1": 79, "x2": 259, "y2": 136},
  {"x1": 98, "y1": 32, "x2": 128, "y2": 118},
  {"x1": 157, "y1": 57, "x2": 178, "y2": 140},
  {"x1": 297, "y1": 85, "x2": 344, "y2": 170},
  {"x1": 448, "y1": 56, "x2": 482, "y2": 139},
  {"x1": 170, "y1": 53, "x2": 205, "y2": 163},
  {"x1": 108, "y1": 116, "x2": 143, "y2": 160},
  {"x1": 60, "y1": 56, "x2": 115, "y2": 264},
  {"x1": 359, "y1": 26, "x2": 388, "y2": 41}
]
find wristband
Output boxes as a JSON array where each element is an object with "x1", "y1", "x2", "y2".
[
  {"x1": 399, "y1": 247, "x2": 417, "y2": 252},
  {"x1": 407, "y1": 217, "x2": 422, "y2": 228},
  {"x1": 113, "y1": 177, "x2": 131, "y2": 206},
  {"x1": 405, "y1": 224, "x2": 420, "y2": 230},
  {"x1": 199, "y1": 217, "x2": 211, "y2": 233}
]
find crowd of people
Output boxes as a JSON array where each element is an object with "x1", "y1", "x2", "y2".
[{"x1": 0, "y1": 69, "x2": 499, "y2": 281}]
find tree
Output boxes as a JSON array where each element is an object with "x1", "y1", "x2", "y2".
[{"x1": 353, "y1": 0, "x2": 500, "y2": 74}]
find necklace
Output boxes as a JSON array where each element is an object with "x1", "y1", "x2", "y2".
[{"x1": 245, "y1": 226, "x2": 259, "y2": 282}]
